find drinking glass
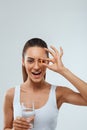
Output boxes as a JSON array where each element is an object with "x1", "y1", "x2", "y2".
[{"x1": 21, "y1": 102, "x2": 35, "y2": 129}]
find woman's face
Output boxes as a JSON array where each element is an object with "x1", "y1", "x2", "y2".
[{"x1": 22, "y1": 46, "x2": 48, "y2": 83}]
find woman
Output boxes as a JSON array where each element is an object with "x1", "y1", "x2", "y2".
[{"x1": 3, "y1": 38, "x2": 87, "y2": 130}]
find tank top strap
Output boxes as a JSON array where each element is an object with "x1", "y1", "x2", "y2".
[
  {"x1": 51, "y1": 85, "x2": 57, "y2": 90},
  {"x1": 13, "y1": 85, "x2": 20, "y2": 106},
  {"x1": 48, "y1": 85, "x2": 57, "y2": 108},
  {"x1": 13, "y1": 85, "x2": 22, "y2": 119}
]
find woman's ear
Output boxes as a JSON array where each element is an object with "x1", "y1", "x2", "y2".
[{"x1": 22, "y1": 58, "x2": 25, "y2": 66}]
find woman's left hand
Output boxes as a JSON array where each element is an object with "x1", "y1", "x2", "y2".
[{"x1": 43, "y1": 46, "x2": 65, "y2": 74}]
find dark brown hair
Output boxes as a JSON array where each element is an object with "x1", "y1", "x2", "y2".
[{"x1": 22, "y1": 38, "x2": 49, "y2": 82}]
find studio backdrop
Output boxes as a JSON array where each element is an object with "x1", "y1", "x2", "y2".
[{"x1": 0, "y1": 0, "x2": 87, "y2": 130}]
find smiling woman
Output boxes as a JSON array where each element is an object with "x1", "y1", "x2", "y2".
[
  {"x1": 22, "y1": 38, "x2": 49, "y2": 82},
  {"x1": 3, "y1": 38, "x2": 87, "y2": 130},
  {"x1": 22, "y1": 46, "x2": 48, "y2": 83}
]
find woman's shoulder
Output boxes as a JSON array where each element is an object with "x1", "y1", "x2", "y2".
[
  {"x1": 56, "y1": 85, "x2": 72, "y2": 99},
  {"x1": 3, "y1": 87, "x2": 16, "y2": 106},
  {"x1": 56, "y1": 86, "x2": 65, "y2": 97},
  {"x1": 5, "y1": 87, "x2": 15, "y2": 99},
  {"x1": 56, "y1": 85, "x2": 67, "y2": 93}
]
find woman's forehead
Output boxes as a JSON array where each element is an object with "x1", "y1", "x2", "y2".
[{"x1": 25, "y1": 47, "x2": 47, "y2": 57}]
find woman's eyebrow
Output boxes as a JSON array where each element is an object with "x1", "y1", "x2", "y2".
[{"x1": 27, "y1": 57, "x2": 34, "y2": 60}]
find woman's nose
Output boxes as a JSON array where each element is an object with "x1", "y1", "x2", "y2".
[{"x1": 33, "y1": 61, "x2": 40, "y2": 69}]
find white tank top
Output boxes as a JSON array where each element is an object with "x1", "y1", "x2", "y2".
[{"x1": 13, "y1": 85, "x2": 59, "y2": 130}]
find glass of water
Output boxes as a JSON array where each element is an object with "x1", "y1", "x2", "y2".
[{"x1": 21, "y1": 102, "x2": 35, "y2": 129}]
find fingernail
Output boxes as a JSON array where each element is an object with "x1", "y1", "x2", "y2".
[
  {"x1": 29, "y1": 123, "x2": 33, "y2": 128},
  {"x1": 26, "y1": 118, "x2": 30, "y2": 122}
]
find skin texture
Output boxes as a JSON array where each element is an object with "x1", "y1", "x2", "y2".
[{"x1": 3, "y1": 46, "x2": 87, "y2": 130}]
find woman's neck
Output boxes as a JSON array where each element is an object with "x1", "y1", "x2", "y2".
[{"x1": 23, "y1": 79, "x2": 47, "y2": 91}]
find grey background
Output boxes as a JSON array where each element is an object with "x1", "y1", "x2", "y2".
[{"x1": 0, "y1": 0, "x2": 87, "y2": 130}]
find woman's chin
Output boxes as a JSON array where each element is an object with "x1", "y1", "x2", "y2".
[{"x1": 30, "y1": 76, "x2": 43, "y2": 83}]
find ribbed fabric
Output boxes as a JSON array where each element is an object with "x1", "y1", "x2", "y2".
[{"x1": 13, "y1": 85, "x2": 59, "y2": 130}]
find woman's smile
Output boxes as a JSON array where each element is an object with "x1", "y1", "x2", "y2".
[{"x1": 31, "y1": 71, "x2": 42, "y2": 78}]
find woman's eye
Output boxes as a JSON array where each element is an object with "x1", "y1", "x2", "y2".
[{"x1": 27, "y1": 59, "x2": 34, "y2": 63}]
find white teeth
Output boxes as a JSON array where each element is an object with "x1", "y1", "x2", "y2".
[
  {"x1": 32, "y1": 72, "x2": 41, "y2": 75},
  {"x1": 35, "y1": 72, "x2": 39, "y2": 74}
]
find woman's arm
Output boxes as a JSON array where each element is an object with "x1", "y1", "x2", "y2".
[
  {"x1": 3, "y1": 88, "x2": 14, "y2": 130},
  {"x1": 3, "y1": 88, "x2": 34, "y2": 130},
  {"x1": 43, "y1": 46, "x2": 87, "y2": 104},
  {"x1": 56, "y1": 86, "x2": 87, "y2": 109},
  {"x1": 60, "y1": 67, "x2": 87, "y2": 102}
]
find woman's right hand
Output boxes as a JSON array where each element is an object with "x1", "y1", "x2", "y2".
[{"x1": 13, "y1": 116, "x2": 34, "y2": 130}]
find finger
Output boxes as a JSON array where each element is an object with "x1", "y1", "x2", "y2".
[
  {"x1": 41, "y1": 58, "x2": 55, "y2": 66},
  {"x1": 13, "y1": 120, "x2": 29, "y2": 127},
  {"x1": 16, "y1": 117, "x2": 28, "y2": 122},
  {"x1": 26, "y1": 116, "x2": 34, "y2": 122},
  {"x1": 14, "y1": 117, "x2": 29, "y2": 127},
  {"x1": 60, "y1": 46, "x2": 63, "y2": 58},
  {"x1": 13, "y1": 122, "x2": 29, "y2": 129},
  {"x1": 13, "y1": 127, "x2": 28, "y2": 130},
  {"x1": 42, "y1": 63, "x2": 54, "y2": 70},
  {"x1": 44, "y1": 48, "x2": 55, "y2": 57},
  {"x1": 50, "y1": 46, "x2": 63, "y2": 58},
  {"x1": 40, "y1": 57, "x2": 53, "y2": 63},
  {"x1": 39, "y1": 58, "x2": 49, "y2": 64},
  {"x1": 50, "y1": 45, "x2": 59, "y2": 54}
]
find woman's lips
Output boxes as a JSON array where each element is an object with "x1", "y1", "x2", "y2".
[
  {"x1": 31, "y1": 71, "x2": 42, "y2": 78},
  {"x1": 32, "y1": 72, "x2": 41, "y2": 75}
]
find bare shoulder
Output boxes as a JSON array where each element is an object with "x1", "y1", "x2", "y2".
[
  {"x1": 56, "y1": 86, "x2": 73, "y2": 96},
  {"x1": 56, "y1": 86, "x2": 65, "y2": 97},
  {"x1": 5, "y1": 87, "x2": 15, "y2": 96},
  {"x1": 3, "y1": 88, "x2": 15, "y2": 128},
  {"x1": 4, "y1": 87, "x2": 15, "y2": 103},
  {"x1": 56, "y1": 86, "x2": 73, "y2": 101},
  {"x1": 56, "y1": 85, "x2": 79, "y2": 103},
  {"x1": 55, "y1": 86, "x2": 74, "y2": 108}
]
